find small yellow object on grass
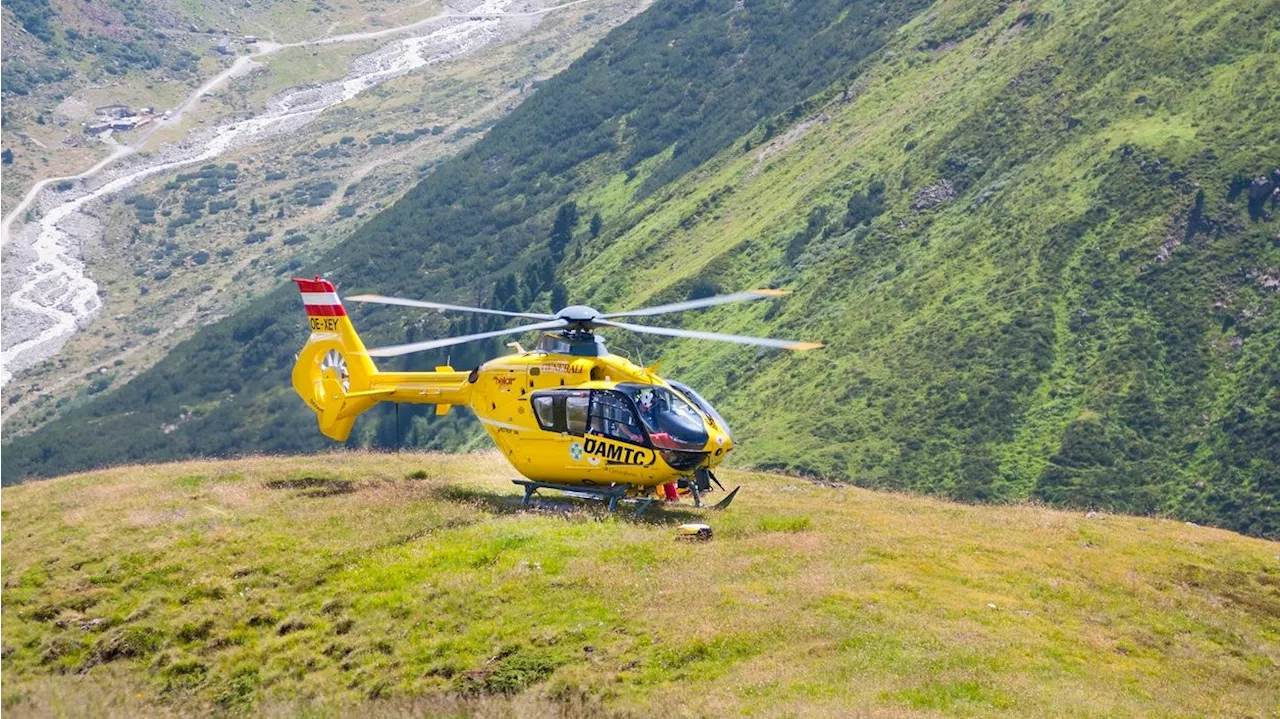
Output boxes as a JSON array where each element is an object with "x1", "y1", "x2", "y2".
[{"x1": 676, "y1": 523, "x2": 713, "y2": 541}]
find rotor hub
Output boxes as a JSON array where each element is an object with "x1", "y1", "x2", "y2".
[{"x1": 555, "y1": 305, "x2": 601, "y2": 324}]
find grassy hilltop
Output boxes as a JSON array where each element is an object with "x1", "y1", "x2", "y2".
[{"x1": 3, "y1": 452, "x2": 1277, "y2": 717}]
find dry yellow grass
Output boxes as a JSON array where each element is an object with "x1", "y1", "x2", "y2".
[{"x1": 2, "y1": 451, "x2": 1277, "y2": 717}]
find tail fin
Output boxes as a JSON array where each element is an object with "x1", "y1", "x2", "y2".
[{"x1": 291, "y1": 277, "x2": 386, "y2": 442}]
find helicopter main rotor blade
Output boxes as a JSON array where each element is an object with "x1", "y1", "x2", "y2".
[
  {"x1": 601, "y1": 289, "x2": 790, "y2": 319},
  {"x1": 347, "y1": 294, "x2": 556, "y2": 320},
  {"x1": 594, "y1": 319, "x2": 823, "y2": 351},
  {"x1": 367, "y1": 319, "x2": 569, "y2": 358}
]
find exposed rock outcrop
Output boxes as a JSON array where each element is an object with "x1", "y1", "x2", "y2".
[{"x1": 911, "y1": 179, "x2": 955, "y2": 210}]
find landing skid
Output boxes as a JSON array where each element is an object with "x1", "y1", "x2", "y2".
[
  {"x1": 512, "y1": 480, "x2": 656, "y2": 515},
  {"x1": 708, "y1": 486, "x2": 740, "y2": 510},
  {"x1": 511, "y1": 480, "x2": 739, "y2": 514}
]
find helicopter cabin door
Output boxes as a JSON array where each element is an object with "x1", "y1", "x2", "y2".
[
  {"x1": 525, "y1": 388, "x2": 658, "y2": 485},
  {"x1": 583, "y1": 390, "x2": 660, "y2": 480},
  {"x1": 524, "y1": 389, "x2": 592, "y2": 481}
]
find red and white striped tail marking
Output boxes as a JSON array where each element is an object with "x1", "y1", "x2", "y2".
[{"x1": 293, "y1": 277, "x2": 346, "y2": 317}]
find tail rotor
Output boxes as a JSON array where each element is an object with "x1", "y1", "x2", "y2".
[{"x1": 319, "y1": 349, "x2": 350, "y2": 392}]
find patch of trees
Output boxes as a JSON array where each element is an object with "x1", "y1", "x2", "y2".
[
  {"x1": 147, "y1": 165, "x2": 244, "y2": 234},
  {"x1": 845, "y1": 180, "x2": 886, "y2": 227},
  {"x1": 182, "y1": 196, "x2": 206, "y2": 215},
  {"x1": 7, "y1": 0, "x2": 55, "y2": 42},
  {"x1": 2, "y1": 61, "x2": 73, "y2": 96},
  {"x1": 593, "y1": 0, "x2": 932, "y2": 197},
  {"x1": 208, "y1": 199, "x2": 238, "y2": 215},
  {"x1": 784, "y1": 206, "x2": 835, "y2": 265},
  {"x1": 124, "y1": 194, "x2": 158, "y2": 224},
  {"x1": 167, "y1": 214, "x2": 198, "y2": 235},
  {"x1": 369, "y1": 127, "x2": 432, "y2": 145},
  {"x1": 88, "y1": 37, "x2": 163, "y2": 76},
  {"x1": 171, "y1": 164, "x2": 239, "y2": 186},
  {"x1": 291, "y1": 180, "x2": 338, "y2": 207},
  {"x1": 549, "y1": 202, "x2": 578, "y2": 261},
  {"x1": 169, "y1": 50, "x2": 200, "y2": 78}
]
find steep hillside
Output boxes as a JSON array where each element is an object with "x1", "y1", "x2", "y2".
[
  {"x1": 564, "y1": 0, "x2": 1280, "y2": 537},
  {"x1": 4, "y1": 0, "x2": 1278, "y2": 539},
  {"x1": 1, "y1": 0, "x2": 933, "y2": 468},
  {"x1": 3, "y1": 453, "x2": 1277, "y2": 716}
]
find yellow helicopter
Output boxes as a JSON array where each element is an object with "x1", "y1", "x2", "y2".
[{"x1": 291, "y1": 277, "x2": 821, "y2": 511}]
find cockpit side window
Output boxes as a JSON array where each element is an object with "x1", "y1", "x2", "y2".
[
  {"x1": 565, "y1": 393, "x2": 589, "y2": 434},
  {"x1": 530, "y1": 390, "x2": 590, "y2": 435},
  {"x1": 532, "y1": 395, "x2": 556, "y2": 428}
]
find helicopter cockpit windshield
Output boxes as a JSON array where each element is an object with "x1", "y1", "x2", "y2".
[
  {"x1": 617, "y1": 384, "x2": 708, "y2": 451},
  {"x1": 666, "y1": 380, "x2": 731, "y2": 440}
]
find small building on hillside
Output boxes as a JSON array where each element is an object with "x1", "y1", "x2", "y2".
[{"x1": 108, "y1": 116, "x2": 152, "y2": 131}]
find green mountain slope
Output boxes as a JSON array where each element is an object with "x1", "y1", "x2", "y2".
[
  {"x1": 0, "y1": 0, "x2": 932, "y2": 469},
  {"x1": 5, "y1": 0, "x2": 1279, "y2": 537},
  {"x1": 3, "y1": 453, "x2": 1277, "y2": 716},
  {"x1": 564, "y1": 0, "x2": 1280, "y2": 537}
]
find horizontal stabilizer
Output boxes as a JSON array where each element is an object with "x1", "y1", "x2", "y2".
[{"x1": 342, "y1": 388, "x2": 396, "y2": 400}]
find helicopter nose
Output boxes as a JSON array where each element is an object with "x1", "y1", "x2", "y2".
[{"x1": 710, "y1": 425, "x2": 733, "y2": 461}]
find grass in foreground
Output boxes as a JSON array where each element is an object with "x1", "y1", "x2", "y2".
[{"x1": 2, "y1": 451, "x2": 1276, "y2": 717}]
